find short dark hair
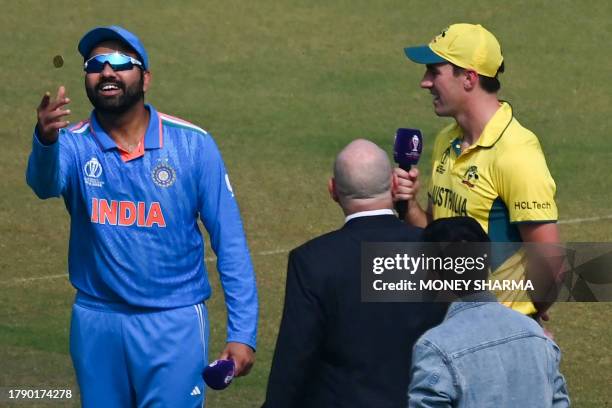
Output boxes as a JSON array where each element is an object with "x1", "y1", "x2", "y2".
[
  {"x1": 452, "y1": 62, "x2": 505, "y2": 93},
  {"x1": 422, "y1": 217, "x2": 491, "y2": 296},
  {"x1": 422, "y1": 217, "x2": 490, "y2": 244}
]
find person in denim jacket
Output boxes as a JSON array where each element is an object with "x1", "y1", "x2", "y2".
[{"x1": 408, "y1": 217, "x2": 569, "y2": 407}]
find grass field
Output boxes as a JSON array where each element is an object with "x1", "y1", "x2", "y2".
[{"x1": 1, "y1": 0, "x2": 611, "y2": 406}]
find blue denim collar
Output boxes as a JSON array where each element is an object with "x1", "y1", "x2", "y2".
[{"x1": 445, "y1": 291, "x2": 498, "y2": 320}]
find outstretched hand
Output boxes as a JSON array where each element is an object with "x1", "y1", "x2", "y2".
[
  {"x1": 218, "y1": 342, "x2": 255, "y2": 377},
  {"x1": 36, "y1": 86, "x2": 71, "y2": 144}
]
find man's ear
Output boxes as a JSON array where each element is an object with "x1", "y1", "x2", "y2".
[
  {"x1": 463, "y1": 69, "x2": 478, "y2": 91},
  {"x1": 328, "y1": 178, "x2": 339, "y2": 203},
  {"x1": 143, "y1": 70, "x2": 152, "y2": 93}
]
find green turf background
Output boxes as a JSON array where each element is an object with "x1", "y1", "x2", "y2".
[{"x1": 1, "y1": 1, "x2": 610, "y2": 406}]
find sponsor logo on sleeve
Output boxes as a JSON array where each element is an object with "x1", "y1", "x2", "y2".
[{"x1": 514, "y1": 201, "x2": 553, "y2": 211}]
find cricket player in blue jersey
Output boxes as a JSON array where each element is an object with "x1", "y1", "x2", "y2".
[{"x1": 26, "y1": 25, "x2": 258, "y2": 407}]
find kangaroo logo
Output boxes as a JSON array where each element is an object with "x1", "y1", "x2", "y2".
[{"x1": 462, "y1": 166, "x2": 479, "y2": 188}]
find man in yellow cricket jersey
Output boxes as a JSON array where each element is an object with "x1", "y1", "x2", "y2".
[{"x1": 395, "y1": 23, "x2": 560, "y2": 318}]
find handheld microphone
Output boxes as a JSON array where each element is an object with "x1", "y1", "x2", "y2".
[
  {"x1": 203, "y1": 359, "x2": 235, "y2": 390},
  {"x1": 393, "y1": 128, "x2": 423, "y2": 220}
]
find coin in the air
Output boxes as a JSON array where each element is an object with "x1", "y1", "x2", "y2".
[{"x1": 53, "y1": 55, "x2": 64, "y2": 68}]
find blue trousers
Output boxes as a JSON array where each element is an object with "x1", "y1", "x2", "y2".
[{"x1": 70, "y1": 293, "x2": 209, "y2": 407}]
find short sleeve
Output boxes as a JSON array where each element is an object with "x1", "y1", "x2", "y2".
[{"x1": 495, "y1": 138, "x2": 557, "y2": 223}]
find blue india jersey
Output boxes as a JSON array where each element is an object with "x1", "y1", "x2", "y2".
[{"x1": 26, "y1": 105, "x2": 257, "y2": 348}]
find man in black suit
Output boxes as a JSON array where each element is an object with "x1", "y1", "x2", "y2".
[{"x1": 263, "y1": 139, "x2": 447, "y2": 407}]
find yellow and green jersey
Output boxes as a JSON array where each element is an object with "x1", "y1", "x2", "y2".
[{"x1": 428, "y1": 102, "x2": 557, "y2": 315}]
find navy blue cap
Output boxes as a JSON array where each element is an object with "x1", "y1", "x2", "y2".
[
  {"x1": 78, "y1": 26, "x2": 149, "y2": 69},
  {"x1": 404, "y1": 46, "x2": 446, "y2": 65}
]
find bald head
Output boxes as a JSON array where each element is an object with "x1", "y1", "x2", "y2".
[{"x1": 331, "y1": 139, "x2": 393, "y2": 211}]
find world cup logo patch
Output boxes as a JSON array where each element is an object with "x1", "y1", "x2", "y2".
[
  {"x1": 84, "y1": 157, "x2": 104, "y2": 187},
  {"x1": 152, "y1": 159, "x2": 176, "y2": 188},
  {"x1": 84, "y1": 157, "x2": 103, "y2": 178},
  {"x1": 436, "y1": 148, "x2": 450, "y2": 174}
]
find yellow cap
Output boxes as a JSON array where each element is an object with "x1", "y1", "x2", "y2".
[{"x1": 405, "y1": 23, "x2": 503, "y2": 78}]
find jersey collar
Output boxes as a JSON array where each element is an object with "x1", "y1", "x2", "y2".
[
  {"x1": 444, "y1": 101, "x2": 514, "y2": 152},
  {"x1": 89, "y1": 104, "x2": 163, "y2": 152},
  {"x1": 475, "y1": 101, "x2": 513, "y2": 148}
]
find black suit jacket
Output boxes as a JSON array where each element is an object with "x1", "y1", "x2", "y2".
[{"x1": 263, "y1": 215, "x2": 447, "y2": 408}]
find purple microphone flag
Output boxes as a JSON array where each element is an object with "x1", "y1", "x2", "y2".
[
  {"x1": 394, "y1": 128, "x2": 422, "y2": 169},
  {"x1": 203, "y1": 359, "x2": 235, "y2": 390}
]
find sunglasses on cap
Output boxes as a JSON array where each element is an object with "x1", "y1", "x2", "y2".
[{"x1": 83, "y1": 52, "x2": 143, "y2": 74}]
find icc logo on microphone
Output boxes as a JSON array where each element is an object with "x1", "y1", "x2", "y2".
[{"x1": 411, "y1": 135, "x2": 420, "y2": 152}]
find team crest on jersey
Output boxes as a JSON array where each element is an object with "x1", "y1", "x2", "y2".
[
  {"x1": 436, "y1": 147, "x2": 450, "y2": 174},
  {"x1": 152, "y1": 158, "x2": 176, "y2": 188},
  {"x1": 462, "y1": 165, "x2": 479, "y2": 188},
  {"x1": 84, "y1": 157, "x2": 104, "y2": 187}
]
